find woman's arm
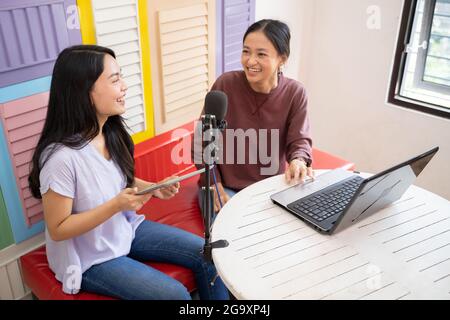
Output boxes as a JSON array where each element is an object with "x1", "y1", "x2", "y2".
[
  {"x1": 285, "y1": 158, "x2": 314, "y2": 183},
  {"x1": 42, "y1": 187, "x2": 151, "y2": 241},
  {"x1": 285, "y1": 87, "x2": 312, "y2": 166},
  {"x1": 285, "y1": 86, "x2": 313, "y2": 183}
]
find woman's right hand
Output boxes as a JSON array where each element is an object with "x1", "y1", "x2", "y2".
[
  {"x1": 115, "y1": 187, "x2": 152, "y2": 212},
  {"x1": 212, "y1": 182, "x2": 230, "y2": 212}
]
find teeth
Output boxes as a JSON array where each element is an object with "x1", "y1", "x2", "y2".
[{"x1": 248, "y1": 68, "x2": 261, "y2": 72}]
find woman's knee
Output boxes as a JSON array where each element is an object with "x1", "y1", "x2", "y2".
[{"x1": 150, "y1": 280, "x2": 191, "y2": 300}]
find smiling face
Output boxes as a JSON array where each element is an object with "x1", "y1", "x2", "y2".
[
  {"x1": 241, "y1": 31, "x2": 286, "y2": 93},
  {"x1": 90, "y1": 54, "x2": 128, "y2": 123}
]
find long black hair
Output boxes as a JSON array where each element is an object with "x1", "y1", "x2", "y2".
[
  {"x1": 29, "y1": 45, "x2": 135, "y2": 199},
  {"x1": 243, "y1": 19, "x2": 291, "y2": 58}
]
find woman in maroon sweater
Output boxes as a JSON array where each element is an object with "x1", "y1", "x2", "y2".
[{"x1": 195, "y1": 19, "x2": 313, "y2": 212}]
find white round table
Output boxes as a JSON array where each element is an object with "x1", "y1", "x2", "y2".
[{"x1": 211, "y1": 170, "x2": 450, "y2": 300}]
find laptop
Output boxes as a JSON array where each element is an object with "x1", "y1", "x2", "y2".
[{"x1": 270, "y1": 147, "x2": 439, "y2": 234}]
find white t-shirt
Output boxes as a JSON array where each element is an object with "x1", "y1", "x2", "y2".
[{"x1": 39, "y1": 142, "x2": 144, "y2": 294}]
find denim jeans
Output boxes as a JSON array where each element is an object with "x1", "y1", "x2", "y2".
[{"x1": 81, "y1": 220, "x2": 229, "y2": 300}]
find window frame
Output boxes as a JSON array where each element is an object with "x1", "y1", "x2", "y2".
[
  {"x1": 388, "y1": 0, "x2": 450, "y2": 119},
  {"x1": 413, "y1": 0, "x2": 450, "y2": 95}
]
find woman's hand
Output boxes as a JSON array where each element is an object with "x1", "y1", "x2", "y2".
[
  {"x1": 153, "y1": 176, "x2": 180, "y2": 200},
  {"x1": 212, "y1": 182, "x2": 230, "y2": 212},
  {"x1": 115, "y1": 187, "x2": 152, "y2": 211},
  {"x1": 285, "y1": 159, "x2": 314, "y2": 184}
]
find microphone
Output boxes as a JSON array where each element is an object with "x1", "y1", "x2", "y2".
[
  {"x1": 201, "y1": 90, "x2": 229, "y2": 263},
  {"x1": 204, "y1": 90, "x2": 228, "y2": 128},
  {"x1": 202, "y1": 90, "x2": 227, "y2": 164}
]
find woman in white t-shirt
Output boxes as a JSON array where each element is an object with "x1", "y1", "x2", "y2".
[{"x1": 28, "y1": 45, "x2": 229, "y2": 300}]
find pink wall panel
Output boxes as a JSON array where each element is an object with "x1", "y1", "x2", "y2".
[
  {"x1": 4, "y1": 109, "x2": 47, "y2": 131},
  {"x1": 28, "y1": 204, "x2": 43, "y2": 217},
  {"x1": 11, "y1": 135, "x2": 41, "y2": 155},
  {"x1": 19, "y1": 177, "x2": 28, "y2": 189},
  {"x1": 29, "y1": 214, "x2": 44, "y2": 225},
  {"x1": 9, "y1": 121, "x2": 45, "y2": 142},
  {"x1": 14, "y1": 150, "x2": 34, "y2": 167},
  {"x1": 0, "y1": 92, "x2": 49, "y2": 226}
]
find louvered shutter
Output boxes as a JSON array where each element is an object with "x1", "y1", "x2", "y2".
[
  {"x1": 0, "y1": 92, "x2": 48, "y2": 226},
  {"x1": 148, "y1": 0, "x2": 215, "y2": 134},
  {"x1": 91, "y1": 0, "x2": 146, "y2": 136},
  {"x1": 0, "y1": 0, "x2": 81, "y2": 87},
  {"x1": 216, "y1": 0, "x2": 255, "y2": 76}
]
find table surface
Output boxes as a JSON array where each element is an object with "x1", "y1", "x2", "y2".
[{"x1": 211, "y1": 170, "x2": 450, "y2": 300}]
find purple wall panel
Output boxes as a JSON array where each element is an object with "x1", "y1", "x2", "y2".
[
  {"x1": 216, "y1": 0, "x2": 255, "y2": 77},
  {"x1": 0, "y1": 0, "x2": 81, "y2": 87},
  {"x1": 216, "y1": 0, "x2": 224, "y2": 77},
  {"x1": 26, "y1": 7, "x2": 47, "y2": 60}
]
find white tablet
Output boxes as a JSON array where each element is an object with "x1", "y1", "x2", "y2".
[{"x1": 135, "y1": 168, "x2": 206, "y2": 195}]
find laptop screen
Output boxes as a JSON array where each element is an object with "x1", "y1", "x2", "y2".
[{"x1": 332, "y1": 147, "x2": 439, "y2": 233}]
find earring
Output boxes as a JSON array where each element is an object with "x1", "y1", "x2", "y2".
[{"x1": 278, "y1": 64, "x2": 284, "y2": 76}]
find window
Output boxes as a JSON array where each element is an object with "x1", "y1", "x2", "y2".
[{"x1": 389, "y1": 0, "x2": 450, "y2": 119}]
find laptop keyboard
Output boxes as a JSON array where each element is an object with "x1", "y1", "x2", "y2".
[{"x1": 287, "y1": 176, "x2": 364, "y2": 223}]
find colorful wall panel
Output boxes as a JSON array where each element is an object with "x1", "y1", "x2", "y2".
[
  {"x1": 0, "y1": 187, "x2": 14, "y2": 250},
  {"x1": 216, "y1": 0, "x2": 255, "y2": 77},
  {"x1": 0, "y1": 0, "x2": 81, "y2": 87},
  {"x1": 0, "y1": 118, "x2": 44, "y2": 244},
  {"x1": 0, "y1": 0, "x2": 81, "y2": 243},
  {"x1": 148, "y1": 0, "x2": 216, "y2": 134},
  {"x1": 0, "y1": 92, "x2": 48, "y2": 227},
  {"x1": 0, "y1": 77, "x2": 51, "y2": 104},
  {"x1": 78, "y1": 0, "x2": 155, "y2": 144}
]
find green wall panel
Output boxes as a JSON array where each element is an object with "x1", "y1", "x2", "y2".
[{"x1": 0, "y1": 187, "x2": 14, "y2": 250}]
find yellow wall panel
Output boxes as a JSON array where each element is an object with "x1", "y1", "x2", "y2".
[{"x1": 77, "y1": 0, "x2": 154, "y2": 143}]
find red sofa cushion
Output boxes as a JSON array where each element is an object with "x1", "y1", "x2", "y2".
[
  {"x1": 20, "y1": 246, "x2": 196, "y2": 300},
  {"x1": 312, "y1": 148, "x2": 355, "y2": 171}
]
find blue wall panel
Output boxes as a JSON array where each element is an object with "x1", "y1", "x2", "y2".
[
  {"x1": 0, "y1": 120, "x2": 44, "y2": 243},
  {"x1": 0, "y1": 76, "x2": 51, "y2": 103}
]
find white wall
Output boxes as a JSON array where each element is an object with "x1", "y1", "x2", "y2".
[
  {"x1": 256, "y1": 0, "x2": 450, "y2": 200},
  {"x1": 255, "y1": 0, "x2": 315, "y2": 83}
]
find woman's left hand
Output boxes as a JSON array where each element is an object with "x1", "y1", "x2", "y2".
[
  {"x1": 154, "y1": 176, "x2": 180, "y2": 200},
  {"x1": 285, "y1": 159, "x2": 314, "y2": 184}
]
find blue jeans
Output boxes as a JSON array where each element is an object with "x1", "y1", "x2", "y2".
[{"x1": 81, "y1": 220, "x2": 229, "y2": 300}]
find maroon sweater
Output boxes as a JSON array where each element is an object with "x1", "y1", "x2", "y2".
[{"x1": 193, "y1": 71, "x2": 312, "y2": 190}]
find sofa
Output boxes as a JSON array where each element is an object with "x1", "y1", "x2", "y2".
[{"x1": 20, "y1": 121, "x2": 355, "y2": 299}]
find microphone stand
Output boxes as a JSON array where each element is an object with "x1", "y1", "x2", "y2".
[{"x1": 201, "y1": 114, "x2": 229, "y2": 263}]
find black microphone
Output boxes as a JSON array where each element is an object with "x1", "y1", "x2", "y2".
[
  {"x1": 204, "y1": 90, "x2": 228, "y2": 127},
  {"x1": 201, "y1": 90, "x2": 229, "y2": 263}
]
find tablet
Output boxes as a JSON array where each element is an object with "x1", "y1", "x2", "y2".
[{"x1": 135, "y1": 168, "x2": 206, "y2": 195}]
